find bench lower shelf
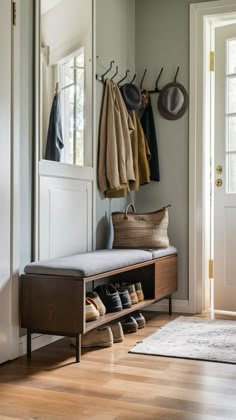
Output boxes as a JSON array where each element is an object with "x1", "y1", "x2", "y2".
[
  {"x1": 85, "y1": 297, "x2": 170, "y2": 332},
  {"x1": 25, "y1": 295, "x2": 173, "y2": 363}
]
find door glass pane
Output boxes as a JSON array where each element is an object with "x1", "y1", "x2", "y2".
[
  {"x1": 62, "y1": 58, "x2": 74, "y2": 86},
  {"x1": 226, "y1": 116, "x2": 236, "y2": 151},
  {"x1": 60, "y1": 85, "x2": 75, "y2": 165},
  {"x1": 75, "y1": 52, "x2": 85, "y2": 166},
  {"x1": 227, "y1": 77, "x2": 236, "y2": 113},
  {"x1": 227, "y1": 154, "x2": 236, "y2": 193},
  {"x1": 228, "y1": 39, "x2": 236, "y2": 75}
]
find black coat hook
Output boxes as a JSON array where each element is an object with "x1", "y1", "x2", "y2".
[
  {"x1": 118, "y1": 69, "x2": 130, "y2": 86},
  {"x1": 148, "y1": 67, "x2": 164, "y2": 94},
  {"x1": 102, "y1": 60, "x2": 115, "y2": 80},
  {"x1": 140, "y1": 69, "x2": 147, "y2": 89},
  {"x1": 174, "y1": 66, "x2": 180, "y2": 83},
  {"x1": 130, "y1": 73, "x2": 136, "y2": 84},
  {"x1": 111, "y1": 65, "x2": 119, "y2": 80}
]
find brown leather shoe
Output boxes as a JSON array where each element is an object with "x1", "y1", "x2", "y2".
[
  {"x1": 135, "y1": 282, "x2": 144, "y2": 302},
  {"x1": 85, "y1": 297, "x2": 100, "y2": 322},
  {"x1": 120, "y1": 283, "x2": 139, "y2": 304},
  {"x1": 86, "y1": 291, "x2": 106, "y2": 315}
]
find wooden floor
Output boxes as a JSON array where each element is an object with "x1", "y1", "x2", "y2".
[{"x1": 0, "y1": 312, "x2": 236, "y2": 420}]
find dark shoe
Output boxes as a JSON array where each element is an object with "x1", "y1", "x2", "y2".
[
  {"x1": 121, "y1": 316, "x2": 138, "y2": 334},
  {"x1": 95, "y1": 285, "x2": 122, "y2": 313},
  {"x1": 135, "y1": 282, "x2": 144, "y2": 302},
  {"x1": 120, "y1": 283, "x2": 139, "y2": 305},
  {"x1": 113, "y1": 286, "x2": 132, "y2": 309},
  {"x1": 132, "y1": 312, "x2": 146, "y2": 329}
]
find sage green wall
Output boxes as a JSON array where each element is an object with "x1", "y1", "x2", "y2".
[
  {"x1": 96, "y1": 0, "x2": 135, "y2": 249},
  {"x1": 135, "y1": 0, "x2": 215, "y2": 300}
]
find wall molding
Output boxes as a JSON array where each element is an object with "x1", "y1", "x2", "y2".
[
  {"x1": 143, "y1": 299, "x2": 191, "y2": 314},
  {"x1": 19, "y1": 334, "x2": 63, "y2": 357}
]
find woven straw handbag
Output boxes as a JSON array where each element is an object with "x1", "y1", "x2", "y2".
[{"x1": 112, "y1": 203, "x2": 171, "y2": 249}]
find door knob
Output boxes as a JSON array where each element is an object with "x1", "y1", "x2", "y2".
[
  {"x1": 215, "y1": 179, "x2": 223, "y2": 187},
  {"x1": 216, "y1": 165, "x2": 223, "y2": 174}
]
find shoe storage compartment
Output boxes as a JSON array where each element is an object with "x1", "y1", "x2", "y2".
[{"x1": 84, "y1": 261, "x2": 156, "y2": 332}]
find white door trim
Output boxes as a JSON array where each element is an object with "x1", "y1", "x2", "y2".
[{"x1": 189, "y1": 0, "x2": 236, "y2": 314}]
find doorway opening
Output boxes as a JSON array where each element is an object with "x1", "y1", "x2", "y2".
[{"x1": 189, "y1": 1, "x2": 236, "y2": 317}]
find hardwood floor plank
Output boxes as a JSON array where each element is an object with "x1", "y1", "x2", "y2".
[{"x1": 0, "y1": 312, "x2": 236, "y2": 419}]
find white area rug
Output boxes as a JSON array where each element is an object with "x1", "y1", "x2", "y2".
[{"x1": 129, "y1": 316, "x2": 236, "y2": 364}]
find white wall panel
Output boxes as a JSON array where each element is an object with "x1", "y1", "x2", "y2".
[
  {"x1": 39, "y1": 176, "x2": 93, "y2": 260},
  {"x1": 225, "y1": 207, "x2": 236, "y2": 287}
]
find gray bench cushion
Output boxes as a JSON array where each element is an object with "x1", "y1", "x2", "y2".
[
  {"x1": 24, "y1": 249, "x2": 152, "y2": 278},
  {"x1": 148, "y1": 246, "x2": 177, "y2": 259}
]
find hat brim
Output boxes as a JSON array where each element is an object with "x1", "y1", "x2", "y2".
[{"x1": 158, "y1": 82, "x2": 188, "y2": 121}]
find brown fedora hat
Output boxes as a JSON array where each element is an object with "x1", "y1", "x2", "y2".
[
  {"x1": 120, "y1": 83, "x2": 142, "y2": 111},
  {"x1": 157, "y1": 82, "x2": 188, "y2": 120}
]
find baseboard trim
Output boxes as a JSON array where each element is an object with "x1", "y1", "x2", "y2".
[
  {"x1": 19, "y1": 333, "x2": 63, "y2": 357},
  {"x1": 143, "y1": 299, "x2": 190, "y2": 313}
]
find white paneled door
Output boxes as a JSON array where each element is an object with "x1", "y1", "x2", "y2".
[
  {"x1": 0, "y1": 1, "x2": 12, "y2": 363},
  {"x1": 214, "y1": 24, "x2": 236, "y2": 312}
]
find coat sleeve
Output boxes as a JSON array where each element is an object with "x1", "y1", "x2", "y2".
[{"x1": 97, "y1": 81, "x2": 110, "y2": 193}]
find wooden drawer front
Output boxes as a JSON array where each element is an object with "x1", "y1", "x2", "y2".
[
  {"x1": 155, "y1": 255, "x2": 177, "y2": 300},
  {"x1": 21, "y1": 275, "x2": 85, "y2": 334}
]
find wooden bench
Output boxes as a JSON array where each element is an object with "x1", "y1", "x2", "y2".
[{"x1": 20, "y1": 247, "x2": 177, "y2": 362}]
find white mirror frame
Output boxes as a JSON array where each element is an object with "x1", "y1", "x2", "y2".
[{"x1": 33, "y1": 0, "x2": 97, "y2": 260}]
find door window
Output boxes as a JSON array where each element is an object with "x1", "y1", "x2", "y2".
[{"x1": 226, "y1": 39, "x2": 236, "y2": 192}]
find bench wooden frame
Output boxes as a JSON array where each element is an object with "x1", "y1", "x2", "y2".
[{"x1": 21, "y1": 254, "x2": 177, "y2": 362}]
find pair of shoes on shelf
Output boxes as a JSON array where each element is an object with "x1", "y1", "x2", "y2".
[
  {"x1": 85, "y1": 292, "x2": 106, "y2": 322},
  {"x1": 93, "y1": 282, "x2": 145, "y2": 313},
  {"x1": 111, "y1": 284, "x2": 132, "y2": 309},
  {"x1": 119, "y1": 282, "x2": 144, "y2": 304},
  {"x1": 121, "y1": 312, "x2": 146, "y2": 334},
  {"x1": 70, "y1": 322, "x2": 124, "y2": 348},
  {"x1": 94, "y1": 285, "x2": 123, "y2": 312}
]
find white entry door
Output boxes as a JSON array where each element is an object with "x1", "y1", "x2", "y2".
[
  {"x1": 0, "y1": 0, "x2": 12, "y2": 363},
  {"x1": 214, "y1": 24, "x2": 236, "y2": 312}
]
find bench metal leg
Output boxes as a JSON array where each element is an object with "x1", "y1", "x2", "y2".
[
  {"x1": 168, "y1": 296, "x2": 172, "y2": 316},
  {"x1": 75, "y1": 334, "x2": 81, "y2": 363},
  {"x1": 27, "y1": 329, "x2": 31, "y2": 358}
]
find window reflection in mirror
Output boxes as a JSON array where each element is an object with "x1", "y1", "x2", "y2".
[{"x1": 40, "y1": 0, "x2": 92, "y2": 166}]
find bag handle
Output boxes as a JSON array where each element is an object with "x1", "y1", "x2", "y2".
[{"x1": 124, "y1": 203, "x2": 136, "y2": 219}]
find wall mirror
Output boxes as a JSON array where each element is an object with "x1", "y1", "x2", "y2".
[{"x1": 39, "y1": 0, "x2": 93, "y2": 167}]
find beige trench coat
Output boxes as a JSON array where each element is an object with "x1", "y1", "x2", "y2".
[{"x1": 98, "y1": 79, "x2": 135, "y2": 195}]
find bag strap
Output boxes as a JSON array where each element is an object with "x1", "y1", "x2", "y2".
[{"x1": 124, "y1": 203, "x2": 136, "y2": 219}]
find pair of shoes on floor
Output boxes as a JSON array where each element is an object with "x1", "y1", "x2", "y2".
[
  {"x1": 121, "y1": 312, "x2": 146, "y2": 334},
  {"x1": 70, "y1": 322, "x2": 124, "y2": 348},
  {"x1": 85, "y1": 292, "x2": 106, "y2": 322}
]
